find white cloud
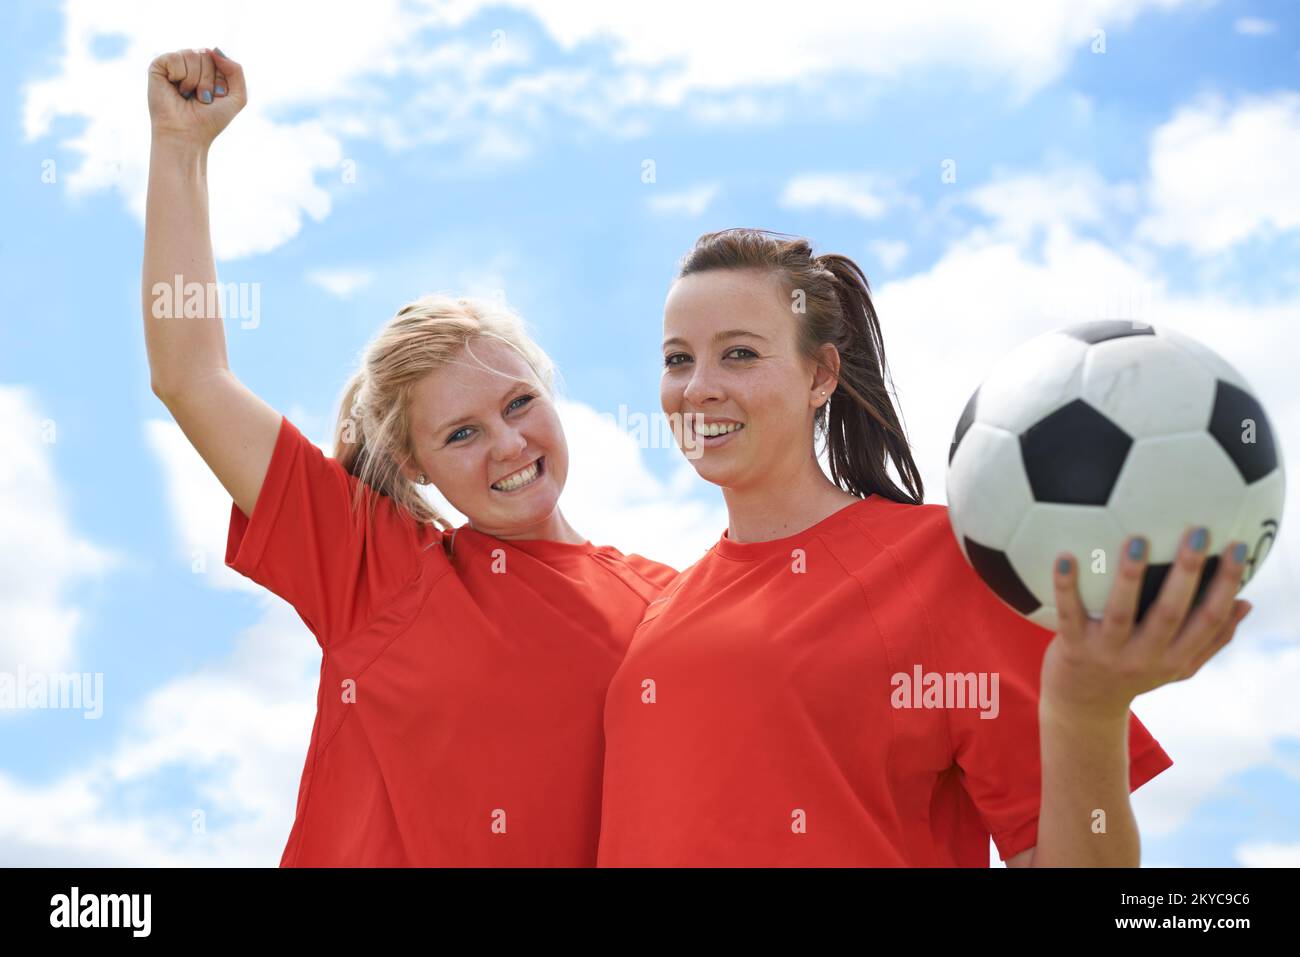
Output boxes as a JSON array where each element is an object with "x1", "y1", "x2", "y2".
[
  {"x1": 21, "y1": 0, "x2": 440, "y2": 260},
  {"x1": 647, "y1": 183, "x2": 720, "y2": 217},
  {"x1": 1236, "y1": 841, "x2": 1300, "y2": 866},
  {"x1": 869, "y1": 239, "x2": 909, "y2": 271},
  {"x1": 1137, "y1": 92, "x2": 1300, "y2": 255},
  {"x1": 687, "y1": 92, "x2": 787, "y2": 126},
  {"x1": 499, "y1": 0, "x2": 1194, "y2": 103},
  {"x1": 26, "y1": 0, "x2": 1200, "y2": 259},
  {"x1": 305, "y1": 267, "x2": 374, "y2": 298},
  {"x1": 0, "y1": 599, "x2": 319, "y2": 866},
  {"x1": 0, "y1": 386, "x2": 118, "y2": 678},
  {"x1": 961, "y1": 163, "x2": 1140, "y2": 245},
  {"x1": 781, "y1": 173, "x2": 914, "y2": 220},
  {"x1": 1133, "y1": 642, "x2": 1300, "y2": 843},
  {"x1": 1233, "y1": 17, "x2": 1277, "y2": 36},
  {"x1": 143, "y1": 419, "x2": 262, "y2": 594}
]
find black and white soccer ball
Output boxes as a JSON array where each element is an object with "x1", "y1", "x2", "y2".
[{"x1": 946, "y1": 320, "x2": 1285, "y2": 632}]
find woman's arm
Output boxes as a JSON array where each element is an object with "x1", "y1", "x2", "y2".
[
  {"x1": 142, "y1": 47, "x2": 281, "y2": 517},
  {"x1": 1032, "y1": 704, "x2": 1139, "y2": 867}
]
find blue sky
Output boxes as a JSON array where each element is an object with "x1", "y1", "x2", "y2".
[{"x1": 1, "y1": 0, "x2": 1299, "y2": 866}]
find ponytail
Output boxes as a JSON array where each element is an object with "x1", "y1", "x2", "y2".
[{"x1": 816, "y1": 253, "x2": 924, "y2": 505}]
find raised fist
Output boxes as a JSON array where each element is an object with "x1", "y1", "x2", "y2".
[{"x1": 147, "y1": 47, "x2": 246, "y2": 145}]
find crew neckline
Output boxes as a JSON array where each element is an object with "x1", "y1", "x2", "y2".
[
  {"x1": 452, "y1": 523, "x2": 599, "y2": 561},
  {"x1": 712, "y1": 495, "x2": 878, "y2": 561}
]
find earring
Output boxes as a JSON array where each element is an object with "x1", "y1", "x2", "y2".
[{"x1": 416, "y1": 473, "x2": 426, "y2": 485}]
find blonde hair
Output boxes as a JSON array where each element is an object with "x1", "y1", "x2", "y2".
[{"x1": 333, "y1": 294, "x2": 557, "y2": 531}]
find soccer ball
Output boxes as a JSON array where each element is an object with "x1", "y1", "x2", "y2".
[{"x1": 946, "y1": 320, "x2": 1285, "y2": 633}]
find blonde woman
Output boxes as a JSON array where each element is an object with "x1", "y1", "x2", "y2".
[{"x1": 143, "y1": 47, "x2": 674, "y2": 866}]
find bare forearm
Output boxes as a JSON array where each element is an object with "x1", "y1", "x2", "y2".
[
  {"x1": 1032, "y1": 704, "x2": 1140, "y2": 867},
  {"x1": 141, "y1": 135, "x2": 229, "y2": 400}
]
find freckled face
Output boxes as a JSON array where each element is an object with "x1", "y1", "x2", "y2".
[
  {"x1": 661, "y1": 269, "x2": 820, "y2": 490},
  {"x1": 405, "y1": 338, "x2": 568, "y2": 536}
]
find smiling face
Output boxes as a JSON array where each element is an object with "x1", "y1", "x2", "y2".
[
  {"x1": 403, "y1": 337, "x2": 568, "y2": 537},
  {"x1": 661, "y1": 268, "x2": 836, "y2": 490}
]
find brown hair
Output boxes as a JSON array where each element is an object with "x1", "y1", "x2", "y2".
[
  {"x1": 333, "y1": 294, "x2": 557, "y2": 531},
  {"x1": 677, "y1": 228, "x2": 923, "y2": 505}
]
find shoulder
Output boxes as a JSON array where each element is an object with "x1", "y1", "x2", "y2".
[
  {"x1": 317, "y1": 434, "x2": 448, "y2": 571},
  {"x1": 588, "y1": 546, "x2": 680, "y2": 601},
  {"x1": 617, "y1": 552, "x2": 680, "y2": 591},
  {"x1": 821, "y1": 496, "x2": 959, "y2": 572},
  {"x1": 820, "y1": 499, "x2": 999, "y2": 637},
  {"x1": 851, "y1": 497, "x2": 953, "y2": 544}
]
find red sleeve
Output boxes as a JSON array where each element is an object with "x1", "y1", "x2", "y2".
[
  {"x1": 914, "y1": 507, "x2": 1174, "y2": 862},
  {"x1": 224, "y1": 415, "x2": 443, "y2": 648}
]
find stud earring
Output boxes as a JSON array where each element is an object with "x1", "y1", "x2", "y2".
[{"x1": 416, "y1": 473, "x2": 426, "y2": 485}]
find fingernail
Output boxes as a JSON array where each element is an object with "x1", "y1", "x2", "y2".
[
  {"x1": 1189, "y1": 527, "x2": 1208, "y2": 552},
  {"x1": 214, "y1": 46, "x2": 226, "y2": 57},
  {"x1": 182, "y1": 90, "x2": 193, "y2": 99},
  {"x1": 200, "y1": 90, "x2": 212, "y2": 104},
  {"x1": 1128, "y1": 536, "x2": 1147, "y2": 561},
  {"x1": 1231, "y1": 542, "x2": 1247, "y2": 564},
  {"x1": 215, "y1": 84, "x2": 226, "y2": 95},
  {"x1": 1057, "y1": 557, "x2": 1071, "y2": 575}
]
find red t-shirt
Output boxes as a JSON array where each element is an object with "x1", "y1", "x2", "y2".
[
  {"x1": 224, "y1": 415, "x2": 676, "y2": 866},
  {"x1": 598, "y1": 495, "x2": 1174, "y2": 866}
]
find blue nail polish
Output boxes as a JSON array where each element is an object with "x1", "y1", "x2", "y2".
[
  {"x1": 215, "y1": 84, "x2": 226, "y2": 95},
  {"x1": 1190, "y1": 527, "x2": 1208, "y2": 552},
  {"x1": 200, "y1": 90, "x2": 212, "y2": 104},
  {"x1": 1232, "y1": 542, "x2": 1247, "y2": 563},
  {"x1": 1128, "y1": 536, "x2": 1146, "y2": 560},
  {"x1": 1057, "y1": 557, "x2": 1071, "y2": 575}
]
